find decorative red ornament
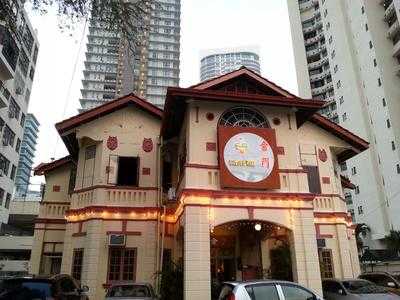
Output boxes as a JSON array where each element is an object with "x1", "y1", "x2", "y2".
[
  {"x1": 206, "y1": 112, "x2": 215, "y2": 121},
  {"x1": 273, "y1": 117, "x2": 281, "y2": 126},
  {"x1": 143, "y1": 138, "x2": 153, "y2": 152},
  {"x1": 107, "y1": 136, "x2": 118, "y2": 151},
  {"x1": 318, "y1": 148, "x2": 328, "y2": 162}
]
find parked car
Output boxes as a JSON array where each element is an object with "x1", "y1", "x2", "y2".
[
  {"x1": 322, "y1": 278, "x2": 400, "y2": 300},
  {"x1": 359, "y1": 272, "x2": 400, "y2": 295},
  {"x1": 217, "y1": 280, "x2": 323, "y2": 300},
  {"x1": 0, "y1": 274, "x2": 89, "y2": 300},
  {"x1": 105, "y1": 283, "x2": 158, "y2": 300}
]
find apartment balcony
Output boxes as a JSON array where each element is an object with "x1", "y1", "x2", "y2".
[
  {"x1": 384, "y1": 1, "x2": 396, "y2": 21},
  {"x1": 0, "y1": 236, "x2": 33, "y2": 251},
  {"x1": 299, "y1": 0, "x2": 318, "y2": 12},
  {"x1": 308, "y1": 56, "x2": 329, "y2": 70},
  {"x1": 0, "y1": 26, "x2": 19, "y2": 81},
  {"x1": 306, "y1": 48, "x2": 321, "y2": 58},
  {"x1": 388, "y1": 20, "x2": 400, "y2": 39},
  {"x1": 394, "y1": 39, "x2": 400, "y2": 57}
]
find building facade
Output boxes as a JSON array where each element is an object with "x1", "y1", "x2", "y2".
[
  {"x1": 200, "y1": 46, "x2": 261, "y2": 82},
  {"x1": 0, "y1": 5, "x2": 39, "y2": 226},
  {"x1": 31, "y1": 68, "x2": 366, "y2": 299},
  {"x1": 14, "y1": 113, "x2": 40, "y2": 198},
  {"x1": 287, "y1": 0, "x2": 400, "y2": 249},
  {"x1": 80, "y1": 0, "x2": 180, "y2": 111}
]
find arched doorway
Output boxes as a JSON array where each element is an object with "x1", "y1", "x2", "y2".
[{"x1": 210, "y1": 220, "x2": 293, "y2": 294}]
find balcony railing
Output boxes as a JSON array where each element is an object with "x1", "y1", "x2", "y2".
[
  {"x1": 0, "y1": 25, "x2": 19, "y2": 80},
  {"x1": 388, "y1": 20, "x2": 400, "y2": 39}
]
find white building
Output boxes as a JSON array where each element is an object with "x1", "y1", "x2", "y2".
[
  {"x1": 80, "y1": 0, "x2": 180, "y2": 110},
  {"x1": 0, "y1": 5, "x2": 39, "y2": 227},
  {"x1": 200, "y1": 46, "x2": 261, "y2": 82},
  {"x1": 288, "y1": 0, "x2": 400, "y2": 250}
]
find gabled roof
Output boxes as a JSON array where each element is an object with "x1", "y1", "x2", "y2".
[
  {"x1": 190, "y1": 66, "x2": 299, "y2": 99},
  {"x1": 34, "y1": 156, "x2": 73, "y2": 176},
  {"x1": 56, "y1": 93, "x2": 163, "y2": 135},
  {"x1": 162, "y1": 67, "x2": 326, "y2": 139}
]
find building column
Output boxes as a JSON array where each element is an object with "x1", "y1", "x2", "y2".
[
  {"x1": 82, "y1": 220, "x2": 105, "y2": 299},
  {"x1": 335, "y1": 224, "x2": 359, "y2": 278},
  {"x1": 291, "y1": 210, "x2": 322, "y2": 295},
  {"x1": 61, "y1": 223, "x2": 73, "y2": 274},
  {"x1": 30, "y1": 229, "x2": 45, "y2": 274},
  {"x1": 184, "y1": 206, "x2": 211, "y2": 300}
]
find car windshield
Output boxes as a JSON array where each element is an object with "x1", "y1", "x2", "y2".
[
  {"x1": 106, "y1": 285, "x2": 151, "y2": 298},
  {"x1": 343, "y1": 280, "x2": 388, "y2": 294},
  {"x1": 0, "y1": 279, "x2": 52, "y2": 300}
]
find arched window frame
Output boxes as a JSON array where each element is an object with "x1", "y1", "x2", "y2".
[{"x1": 218, "y1": 106, "x2": 269, "y2": 128}]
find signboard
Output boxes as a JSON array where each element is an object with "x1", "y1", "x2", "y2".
[{"x1": 218, "y1": 127, "x2": 280, "y2": 189}]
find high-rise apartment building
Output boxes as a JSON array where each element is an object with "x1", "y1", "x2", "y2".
[
  {"x1": 288, "y1": 0, "x2": 400, "y2": 249},
  {"x1": 200, "y1": 46, "x2": 261, "y2": 82},
  {"x1": 0, "y1": 5, "x2": 39, "y2": 226},
  {"x1": 14, "y1": 113, "x2": 40, "y2": 198},
  {"x1": 80, "y1": 0, "x2": 180, "y2": 110}
]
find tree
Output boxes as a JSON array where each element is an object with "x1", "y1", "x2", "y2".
[
  {"x1": 0, "y1": 0, "x2": 158, "y2": 50},
  {"x1": 383, "y1": 230, "x2": 400, "y2": 256}
]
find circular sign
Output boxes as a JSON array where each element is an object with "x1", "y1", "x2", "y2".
[{"x1": 223, "y1": 132, "x2": 275, "y2": 183}]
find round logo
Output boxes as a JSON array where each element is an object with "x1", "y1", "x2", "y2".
[
  {"x1": 223, "y1": 132, "x2": 275, "y2": 183},
  {"x1": 142, "y1": 138, "x2": 153, "y2": 152},
  {"x1": 107, "y1": 136, "x2": 118, "y2": 151}
]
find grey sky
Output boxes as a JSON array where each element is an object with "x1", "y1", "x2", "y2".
[{"x1": 26, "y1": 0, "x2": 297, "y2": 183}]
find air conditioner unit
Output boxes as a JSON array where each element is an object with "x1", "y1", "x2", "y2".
[{"x1": 109, "y1": 234, "x2": 126, "y2": 246}]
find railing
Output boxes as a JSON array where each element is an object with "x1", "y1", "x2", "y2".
[
  {"x1": 0, "y1": 25, "x2": 19, "y2": 71},
  {"x1": 387, "y1": 20, "x2": 400, "y2": 39}
]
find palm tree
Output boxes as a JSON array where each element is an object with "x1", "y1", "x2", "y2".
[{"x1": 383, "y1": 230, "x2": 400, "y2": 256}]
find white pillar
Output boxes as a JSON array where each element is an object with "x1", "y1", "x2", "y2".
[{"x1": 184, "y1": 206, "x2": 211, "y2": 300}]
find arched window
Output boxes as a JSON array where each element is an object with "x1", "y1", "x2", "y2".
[{"x1": 219, "y1": 106, "x2": 269, "y2": 128}]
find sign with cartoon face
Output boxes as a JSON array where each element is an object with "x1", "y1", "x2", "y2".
[{"x1": 218, "y1": 127, "x2": 280, "y2": 189}]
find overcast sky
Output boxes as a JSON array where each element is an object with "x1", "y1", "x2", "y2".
[{"x1": 26, "y1": 0, "x2": 297, "y2": 183}]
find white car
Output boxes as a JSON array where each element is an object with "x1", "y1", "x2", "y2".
[
  {"x1": 105, "y1": 283, "x2": 158, "y2": 300},
  {"x1": 217, "y1": 280, "x2": 324, "y2": 300}
]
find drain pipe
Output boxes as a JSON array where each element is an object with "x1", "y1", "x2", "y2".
[{"x1": 155, "y1": 135, "x2": 162, "y2": 293}]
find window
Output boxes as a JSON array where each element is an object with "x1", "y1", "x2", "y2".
[
  {"x1": 355, "y1": 186, "x2": 360, "y2": 194},
  {"x1": 246, "y1": 284, "x2": 280, "y2": 300},
  {"x1": 280, "y1": 284, "x2": 316, "y2": 300},
  {"x1": 361, "y1": 6, "x2": 365, "y2": 14},
  {"x1": 331, "y1": 50, "x2": 336, "y2": 59},
  {"x1": 0, "y1": 154, "x2": 10, "y2": 176},
  {"x1": 397, "y1": 164, "x2": 400, "y2": 174},
  {"x1": 387, "y1": 119, "x2": 391, "y2": 128},
  {"x1": 358, "y1": 206, "x2": 364, "y2": 214},
  {"x1": 378, "y1": 78, "x2": 382, "y2": 86},
  {"x1": 108, "y1": 248, "x2": 137, "y2": 282},
  {"x1": 329, "y1": 36, "x2": 333, "y2": 44},
  {"x1": 336, "y1": 80, "x2": 341, "y2": 88},
  {"x1": 340, "y1": 163, "x2": 347, "y2": 171},
  {"x1": 108, "y1": 156, "x2": 140, "y2": 186},
  {"x1": 10, "y1": 165, "x2": 16, "y2": 180},
  {"x1": 339, "y1": 96, "x2": 344, "y2": 104},
  {"x1": 342, "y1": 113, "x2": 347, "y2": 122},
  {"x1": 20, "y1": 113, "x2": 25, "y2": 127},
  {"x1": 0, "y1": 188, "x2": 4, "y2": 206},
  {"x1": 319, "y1": 249, "x2": 334, "y2": 278},
  {"x1": 392, "y1": 141, "x2": 396, "y2": 151},
  {"x1": 16, "y1": 138, "x2": 21, "y2": 153},
  {"x1": 369, "y1": 41, "x2": 373, "y2": 49},
  {"x1": 304, "y1": 166, "x2": 321, "y2": 194},
  {"x1": 5, "y1": 193, "x2": 11, "y2": 209},
  {"x1": 71, "y1": 249, "x2": 84, "y2": 281},
  {"x1": 365, "y1": 23, "x2": 368, "y2": 31},
  {"x1": 383, "y1": 98, "x2": 386, "y2": 107},
  {"x1": 2, "y1": 125, "x2": 15, "y2": 147},
  {"x1": 85, "y1": 145, "x2": 96, "y2": 160},
  {"x1": 334, "y1": 65, "x2": 338, "y2": 73},
  {"x1": 373, "y1": 59, "x2": 377, "y2": 67},
  {"x1": 219, "y1": 107, "x2": 268, "y2": 128},
  {"x1": 351, "y1": 166, "x2": 357, "y2": 175}
]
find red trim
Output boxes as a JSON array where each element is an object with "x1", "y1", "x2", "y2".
[
  {"x1": 322, "y1": 177, "x2": 331, "y2": 184},
  {"x1": 206, "y1": 142, "x2": 217, "y2": 151},
  {"x1": 315, "y1": 224, "x2": 334, "y2": 238},
  {"x1": 41, "y1": 201, "x2": 71, "y2": 205},
  {"x1": 185, "y1": 163, "x2": 220, "y2": 170},
  {"x1": 106, "y1": 231, "x2": 142, "y2": 236},
  {"x1": 66, "y1": 206, "x2": 163, "y2": 216},
  {"x1": 68, "y1": 218, "x2": 159, "y2": 223},
  {"x1": 279, "y1": 168, "x2": 307, "y2": 174},
  {"x1": 190, "y1": 67, "x2": 299, "y2": 99},
  {"x1": 34, "y1": 228, "x2": 66, "y2": 231},
  {"x1": 34, "y1": 156, "x2": 73, "y2": 175},
  {"x1": 56, "y1": 94, "x2": 163, "y2": 134},
  {"x1": 72, "y1": 232, "x2": 87, "y2": 237},
  {"x1": 73, "y1": 185, "x2": 158, "y2": 194},
  {"x1": 184, "y1": 203, "x2": 313, "y2": 211},
  {"x1": 310, "y1": 114, "x2": 369, "y2": 152},
  {"x1": 35, "y1": 218, "x2": 66, "y2": 224},
  {"x1": 277, "y1": 146, "x2": 285, "y2": 155}
]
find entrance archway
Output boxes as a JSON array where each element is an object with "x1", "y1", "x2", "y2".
[{"x1": 210, "y1": 220, "x2": 293, "y2": 296}]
